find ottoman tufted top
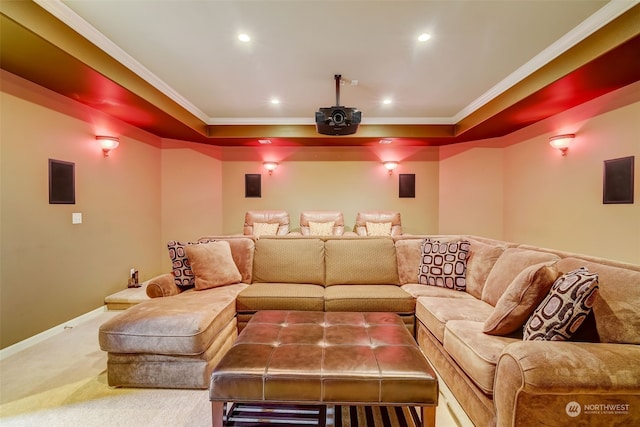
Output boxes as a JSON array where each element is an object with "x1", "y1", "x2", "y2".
[{"x1": 210, "y1": 310, "x2": 438, "y2": 405}]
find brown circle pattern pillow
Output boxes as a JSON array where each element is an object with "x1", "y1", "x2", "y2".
[
  {"x1": 523, "y1": 267, "x2": 599, "y2": 341},
  {"x1": 418, "y1": 239, "x2": 470, "y2": 291}
]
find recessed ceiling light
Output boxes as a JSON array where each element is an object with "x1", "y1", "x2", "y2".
[
  {"x1": 270, "y1": 98, "x2": 280, "y2": 105},
  {"x1": 379, "y1": 139, "x2": 393, "y2": 144},
  {"x1": 418, "y1": 33, "x2": 431, "y2": 42},
  {"x1": 383, "y1": 99, "x2": 392, "y2": 105},
  {"x1": 258, "y1": 139, "x2": 272, "y2": 145},
  {"x1": 238, "y1": 34, "x2": 251, "y2": 42}
]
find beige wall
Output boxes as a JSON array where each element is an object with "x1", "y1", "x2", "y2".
[
  {"x1": 159, "y1": 140, "x2": 223, "y2": 270},
  {"x1": 219, "y1": 146, "x2": 440, "y2": 235},
  {"x1": 501, "y1": 86, "x2": 640, "y2": 263},
  {"x1": 0, "y1": 71, "x2": 164, "y2": 348},
  {"x1": 438, "y1": 143, "x2": 504, "y2": 238},
  {"x1": 437, "y1": 82, "x2": 640, "y2": 263}
]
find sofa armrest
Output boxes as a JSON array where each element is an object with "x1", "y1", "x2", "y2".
[
  {"x1": 145, "y1": 273, "x2": 182, "y2": 298},
  {"x1": 494, "y1": 341, "x2": 640, "y2": 427}
]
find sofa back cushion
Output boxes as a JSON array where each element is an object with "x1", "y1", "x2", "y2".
[
  {"x1": 252, "y1": 237, "x2": 325, "y2": 285},
  {"x1": 465, "y1": 240, "x2": 506, "y2": 299},
  {"x1": 557, "y1": 257, "x2": 640, "y2": 344},
  {"x1": 482, "y1": 248, "x2": 560, "y2": 306},
  {"x1": 395, "y1": 238, "x2": 424, "y2": 285},
  {"x1": 325, "y1": 237, "x2": 399, "y2": 286}
]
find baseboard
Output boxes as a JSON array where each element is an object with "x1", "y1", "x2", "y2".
[{"x1": 0, "y1": 305, "x2": 107, "y2": 361}]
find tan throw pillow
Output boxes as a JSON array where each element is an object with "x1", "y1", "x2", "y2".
[
  {"x1": 483, "y1": 262, "x2": 559, "y2": 335},
  {"x1": 184, "y1": 241, "x2": 242, "y2": 290},
  {"x1": 309, "y1": 220, "x2": 335, "y2": 236},
  {"x1": 252, "y1": 222, "x2": 279, "y2": 237},
  {"x1": 366, "y1": 221, "x2": 392, "y2": 236}
]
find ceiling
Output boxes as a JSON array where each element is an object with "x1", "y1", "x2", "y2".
[{"x1": 1, "y1": 0, "x2": 639, "y2": 146}]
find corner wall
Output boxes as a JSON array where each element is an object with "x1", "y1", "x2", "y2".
[{"x1": 0, "y1": 71, "x2": 164, "y2": 348}]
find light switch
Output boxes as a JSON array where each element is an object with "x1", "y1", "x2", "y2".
[{"x1": 72, "y1": 212, "x2": 82, "y2": 224}]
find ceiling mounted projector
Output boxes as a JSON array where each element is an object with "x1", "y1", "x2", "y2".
[{"x1": 315, "y1": 74, "x2": 362, "y2": 136}]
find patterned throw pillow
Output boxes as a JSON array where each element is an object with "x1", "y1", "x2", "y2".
[
  {"x1": 418, "y1": 239, "x2": 470, "y2": 291},
  {"x1": 309, "y1": 220, "x2": 335, "y2": 236},
  {"x1": 252, "y1": 222, "x2": 279, "y2": 237},
  {"x1": 167, "y1": 240, "x2": 212, "y2": 289},
  {"x1": 523, "y1": 267, "x2": 599, "y2": 341},
  {"x1": 366, "y1": 221, "x2": 392, "y2": 236}
]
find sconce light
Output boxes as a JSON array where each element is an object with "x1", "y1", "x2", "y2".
[
  {"x1": 263, "y1": 161, "x2": 278, "y2": 175},
  {"x1": 96, "y1": 136, "x2": 120, "y2": 157},
  {"x1": 549, "y1": 134, "x2": 574, "y2": 156},
  {"x1": 383, "y1": 161, "x2": 399, "y2": 175}
]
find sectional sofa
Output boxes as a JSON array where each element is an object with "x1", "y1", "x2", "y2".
[{"x1": 98, "y1": 234, "x2": 640, "y2": 427}]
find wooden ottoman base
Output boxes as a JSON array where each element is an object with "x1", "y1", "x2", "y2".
[{"x1": 210, "y1": 311, "x2": 438, "y2": 426}]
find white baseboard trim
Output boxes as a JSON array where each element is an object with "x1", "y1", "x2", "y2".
[{"x1": 0, "y1": 305, "x2": 107, "y2": 361}]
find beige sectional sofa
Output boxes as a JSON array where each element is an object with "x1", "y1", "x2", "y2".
[{"x1": 99, "y1": 234, "x2": 640, "y2": 427}]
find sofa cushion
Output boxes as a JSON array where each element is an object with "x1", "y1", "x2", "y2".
[
  {"x1": 482, "y1": 248, "x2": 560, "y2": 306},
  {"x1": 416, "y1": 297, "x2": 494, "y2": 343},
  {"x1": 401, "y1": 283, "x2": 476, "y2": 299},
  {"x1": 185, "y1": 241, "x2": 242, "y2": 291},
  {"x1": 418, "y1": 239, "x2": 470, "y2": 291},
  {"x1": 483, "y1": 263, "x2": 559, "y2": 336},
  {"x1": 236, "y1": 283, "x2": 325, "y2": 312},
  {"x1": 395, "y1": 238, "x2": 424, "y2": 285},
  {"x1": 325, "y1": 238, "x2": 398, "y2": 286},
  {"x1": 309, "y1": 220, "x2": 334, "y2": 236},
  {"x1": 444, "y1": 320, "x2": 519, "y2": 395},
  {"x1": 465, "y1": 240, "x2": 506, "y2": 299},
  {"x1": 196, "y1": 237, "x2": 255, "y2": 284},
  {"x1": 324, "y1": 285, "x2": 415, "y2": 313},
  {"x1": 99, "y1": 283, "x2": 248, "y2": 355},
  {"x1": 253, "y1": 237, "x2": 325, "y2": 285},
  {"x1": 524, "y1": 267, "x2": 599, "y2": 341}
]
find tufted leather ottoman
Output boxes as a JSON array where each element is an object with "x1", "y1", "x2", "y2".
[{"x1": 209, "y1": 310, "x2": 438, "y2": 427}]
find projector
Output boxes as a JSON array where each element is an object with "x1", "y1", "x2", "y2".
[
  {"x1": 315, "y1": 74, "x2": 362, "y2": 136},
  {"x1": 315, "y1": 107, "x2": 362, "y2": 136}
]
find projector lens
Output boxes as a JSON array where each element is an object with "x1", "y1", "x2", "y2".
[{"x1": 332, "y1": 110, "x2": 345, "y2": 124}]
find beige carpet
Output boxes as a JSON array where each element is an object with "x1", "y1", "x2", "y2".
[{"x1": 0, "y1": 310, "x2": 467, "y2": 427}]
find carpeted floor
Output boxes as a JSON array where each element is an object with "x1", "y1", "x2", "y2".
[{"x1": 0, "y1": 310, "x2": 470, "y2": 427}]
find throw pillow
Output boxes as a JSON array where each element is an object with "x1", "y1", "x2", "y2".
[
  {"x1": 366, "y1": 221, "x2": 392, "y2": 236},
  {"x1": 184, "y1": 241, "x2": 242, "y2": 291},
  {"x1": 167, "y1": 240, "x2": 212, "y2": 289},
  {"x1": 418, "y1": 239, "x2": 470, "y2": 291},
  {"x1": 252, "y1": 222, "x2": 279, "y2": 237},
  {"x1": 523, "y1": 267, "x2": 599, "y2": 341},
  {"x1": 483, "y1": 262, "x2": 559, "y2": 336},
  {"x1": 309, "y1": 220, "x2": 335, "y2": 236}
]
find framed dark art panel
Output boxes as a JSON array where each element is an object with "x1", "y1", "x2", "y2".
[
  {"x1": 603, "y1": 156, "x2": 634, "y2": 204},
  {"x1": 245, "y1": 174, "x2": 261, "y2": 198},
  {"x1": 49, "y1": 159, "x2": 75, "y2": 204},
  {"x1": 399, "y1": 174, "x2": 416, "y2": 198}
]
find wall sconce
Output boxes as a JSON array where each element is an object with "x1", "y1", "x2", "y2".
[
  {"x1": 96, "y1": 136, "x2": 120, "y2": 157},
  {"x1": 263, "y1": 161, "x2": 278, "y2": 175},
  {"x1": 549, "y1": 134, "x2": 574, "y2": 156},
  {"x1": 383, "y1": 161, "x2": 399, "y2": 175}
]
